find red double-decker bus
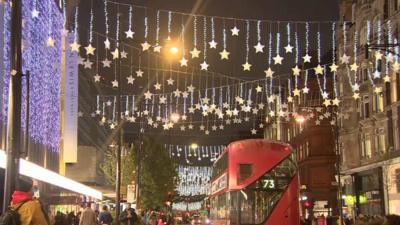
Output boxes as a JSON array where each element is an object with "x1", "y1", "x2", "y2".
[{"x1": 209, "y1": 139, "x2": 299, "y2": 225}]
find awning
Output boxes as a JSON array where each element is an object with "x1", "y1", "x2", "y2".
[{"x1": 0, "y1": 150, "x2": 102, "y2": 200}]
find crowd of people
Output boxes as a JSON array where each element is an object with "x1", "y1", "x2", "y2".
[{"x1": 300, "y1": 214, "x2": 400, "y2": 225}]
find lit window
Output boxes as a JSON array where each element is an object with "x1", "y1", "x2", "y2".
[{"x1": 374, "y1": 92, "x2": 384, "y2": 112}]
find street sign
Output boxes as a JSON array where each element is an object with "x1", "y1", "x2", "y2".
[{"x1": 127, "y1": 184, "x2": 136, "y2": 203}]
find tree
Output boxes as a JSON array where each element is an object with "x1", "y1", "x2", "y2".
[
  {"x1": 137, "y1": 136, "x2": 178, "y2": 210},
  {"x1": 101, "y1": 143, "x2": 136, "y2": 187}
]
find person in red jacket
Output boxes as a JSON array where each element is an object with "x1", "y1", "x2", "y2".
[{"x1": 10, "y1": 177, "x2": 49, "y2": 225}]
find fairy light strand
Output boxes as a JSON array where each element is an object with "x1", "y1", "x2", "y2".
[
  {"x1": 268, "y1": 30, "x2": 272, "y2": 65},
  {"x1": 156, "y1": 10, "x2": 160, "y2": 44},
  {"x1": 317, "y1": 29, "x2": 321, "y2": 63},
  {"x1": 128, "y1": 6, "x2": 133, "y2": 31},
  {"x1": 211, "y1": 17, "x2": 216, "y2": 40},
  {"x1": 286, "y1": 23, "x2": 291, "y2": 46},
  {"x1": 144, "y1": 15, "x2": 148, "y2": 39},
  {"x1": 203, "y1": 17, "x2": 207, "y2": 60},
  {"x1": 89, "y1": 8, "x2": 94, "y2": 43},
  {"x1": 332, "y1": 22, "x2": 336, "y2": 62},
  {"x1": 74, "y1": 6, "x2": 79, "y2": 42},
  {"x1": 295, "y1": 31, "x2": 299, "y2": 64},
  {"x1": 305, "y1": 22, "x2": 309, "y2": 54},
  {"x1": 168, "y1": 11, "x2": 172, "y2": 38},
  {"x1": 246, "y1": 20, "x2": 250, "y2": 61},
  {"x1": 194, "y1": 16, "x2": 198, "y2": 46},
  {"x1": 257, "y1": 20, "x2": 261, "y2": 42},
  {"x1": 104, "y1": 0, "x2": 109, "y2": 36}
]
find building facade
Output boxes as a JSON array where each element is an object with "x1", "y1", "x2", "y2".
[{"x1": 338, "y1": 0, "x2": 400, "y2": 216}]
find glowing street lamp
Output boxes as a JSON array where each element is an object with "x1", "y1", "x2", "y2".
[
  {"x1": 169, "y1": 46, "x2": 179, "y2": 55},
  {"x1": 295, "y1": 115, "x2": 306, "y2": 124},
  {"x1": 190, "y1": 143, "x2": 199, "y2": 149}
]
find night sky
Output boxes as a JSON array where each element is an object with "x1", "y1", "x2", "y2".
[{"x1": 74, "y1": 0, "x2": 340, "y2": 165}]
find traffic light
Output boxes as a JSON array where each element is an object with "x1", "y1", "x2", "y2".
[{"x1": 303, "y1": 200, "x2": 313, "y2": 209}]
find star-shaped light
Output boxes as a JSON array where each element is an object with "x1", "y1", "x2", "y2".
[
  {"x1": 179, "y1": 57, "x2": 188, "y2": 67},
  {"x1": 383, "y1": 75, "x2": 391, "y2": 83},
  {"x1": 242, "y1": 62, "x2": 252, "y2": 71},
  {"x1": 121, "y1": 50, "x2": 128, "y2": 58},
  {"x1": 83, "y1": 60, "x2": 93, "y2": 69},
  {"x1": 332, "y1": 98, "x2": 340, "y2": 106},
  {"x1": 264, "y1": 67, "x2": 274, "y2": 78},
  {"x1": 284, "y1": 44, "x2": 294, "y2": 53},
  {"x1": 111, "y1": 48, "x2": 119, "y2": 59},
  {"x1": 173, "y1": 89, "x2": 181, "y2": 97},
  {"x1": 375, "y1": 51, "x2": 383, "y2": 60},
  {"x1": 273, "y1": 55, "x2": 284, "y2": 65},
  {"x1": 94, "y1": 74, "x2": 101, "y2": 82},
  {"x1": 314, "y1": 64, "x2": 324, "y2": 75},
  {"x1": 340, "y1": 53, "x2": 350, "y2": 64},
  {"x1": 46, "y1": 37, "x2": 55, "y2": 47},
  {"x1": 190, "y1": 47, "x2": 201, "y2": 58},
  {"x1": 199, "y1": 125, "x2": 205, "y2": 131},
  {"x1": 251, "y1": 129, "x2": 257, "y2": 135},
  {"x1": 293, "y1": 88, "x2": 301, "y2": 96},
  {"x1": 125, "y1": 29, "x2": 134, "y2": 38},
  {"x1": 85, "y1": 44, "x2": 96, "y2": 55},
  {"x1": 350, "y1": 62, "x2": 359, "y2": 72},
  {"x1": 136, "y1": 69, "x2": 144, "y2": 77},
  {"x1": 31, "y1": 9, "x2": 39, "y2": 18},
  {"x1": 323, "y1": 99, "x2": 331, "y2": 107},
  {"x1": 102, "y1": 58, "x2": 112, "y2": 68},
  {"x1": 187, "y1": 84, "x2": 195, "y2": 92},
  {"x1": 386, "y1": 53, "x2": 394, "y2": 62},
  {"x1": 200, "y1": 61, "x2": 209, "y2": 71},
  {"x1": 111, "y1": 80, "x2": 118, "y2": 87},
  {"x1": 322, "y1": 91, "x2": 329, "y2": 99},
  {"x1": 153, "y1": 45, "x2": 162, "y2": 53},
  {"x1": 292, "y1": 65, "x2": 301, "y2": 76},
  {"x1": 255, "y1": 85, "x2": 262, "y2": 93},
  {"x1": 188, "y1": 124, "x2": 194, "y2": 130},
  {"x1": 254, "y1": 42, "x2": 265, "y2": 53},
  {"x1": 287, "y1": 96, "x2": 293, "y2": 103},
  {"x1": 330, "y1": 63, "x2": 338, "y2": 72},
  {"x1": 209, "y1": 40, "x2": 217, "y2": 49},
  {"x1": 154, "y1": 83, "x2": 161, "y2": 90},
  {"x1": 167, "y1": 77, "x2": 175, "y2": 85},
  {"x1": 352, "y1": 83, "x2": 360, "y2": 91},
  {"x1": 70, "y1": 41, "x2": 81, "y2": 52},
  {"x1": 374, "y1": 86, "x2": 382, "y2": 94},
  {"x1": 104, "y1": 38, "x2": 111, "y2": 49},
  {"x1": 302, "y1": 86, "x2": 310, "y2": 94},
  {"x1": 392, "y1": 61, "x2": 400, "y2": 72},
  {"x1": 373, "y1": 70, "x2": 381, "y2": 79},
  {"x1": 352, "y1": 92, "x2": 360, "y2": 100},
  {"x1": 141, "y1": 41, "x2": 151, "y2": 51},
  {"x1": 202, "y1": 97, "x2": 210, "y2": 104},
  {"x1": 219, "y1": 49, "x2": 230, "y2": 60},
  {"x1": 144, "y1": 90, "x2": 153, "y2": 100},
  {"x1": 127, "y1": 75, "x2": 135, "y2": 84},
  {"x1": 303, "y1": 54, "x2": 312, "y2": 63},
  {"x1": 182, "y1": 92, "x2": 189, "y2": 98},
  {"x1": 159, "y1": 96, "x2": 167, "y2": 104},
  {"x1": 231, "y1": 26, "x2": 239, "y2": 36}
]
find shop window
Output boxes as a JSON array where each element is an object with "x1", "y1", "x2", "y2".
[
  {"x1": 361, "y1": 133, "x2": 372, "y2": 159},
  {"x1": 374, "y1": 128, "x2": 386, "y2": 154},
  {"x1": 361, "y1": 95, "x2": 370, "y2": 119},
  {"x1": 374, "y1": 92, "x2": 384, "y2": 113}
]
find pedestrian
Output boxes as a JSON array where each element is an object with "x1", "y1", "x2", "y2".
[
  {"x1": 54, "y1": 211, "x2": 66, "y2": 225},
  {"x1": 9, "y1": 177, "x2": 49, "y2": 225},
  {"x1": 383, "y1": 214, "x2": 400, "y2": 225},
  {"x1": 79, "y1": 204, "x2": 97, "y2": 225},
  {"x1": 98, "y1": 206, "x2": 113, "y2": 225},
  {"x1": 119, "y1": 204, "x2": 137, "y2": 225}
]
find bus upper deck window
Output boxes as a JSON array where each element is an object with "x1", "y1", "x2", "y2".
[{"x1": 238, "y1": 164, "x2": 253, "y2": 184}]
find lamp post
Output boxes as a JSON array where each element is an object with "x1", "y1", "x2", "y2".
[{"x1": 2, "y1": 0, "x2": 23, "y2": 213}]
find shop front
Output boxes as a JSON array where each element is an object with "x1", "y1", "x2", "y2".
[{"x1": 353, "y1": 168, "x2": 385, "y2": 216}]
